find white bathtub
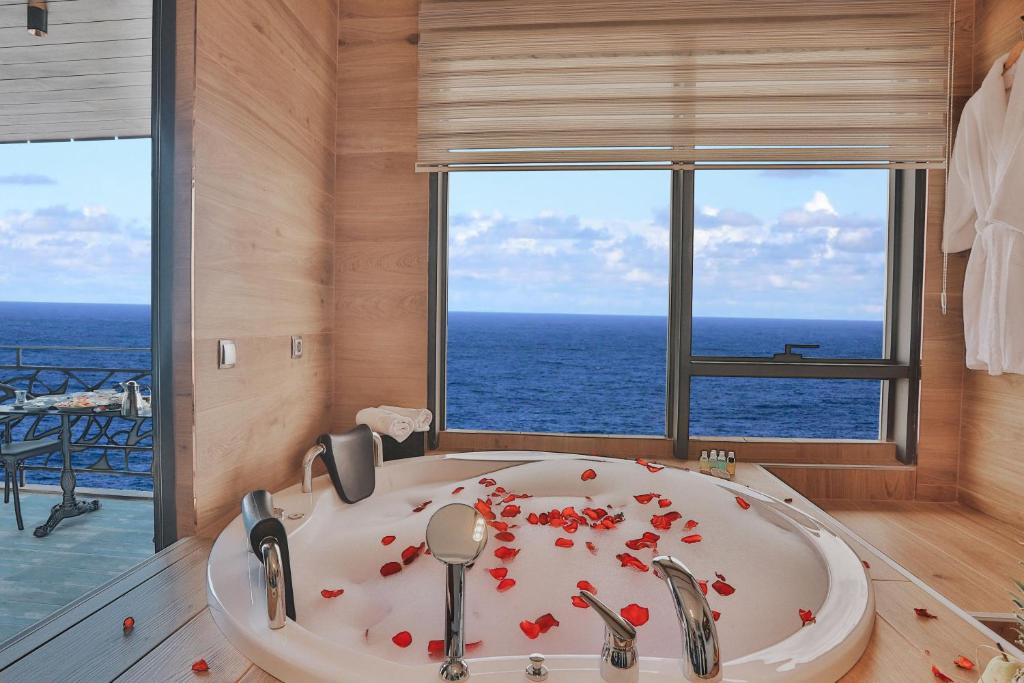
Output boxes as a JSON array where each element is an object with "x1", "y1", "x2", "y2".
[{"x1": 208, "y1": 453, "x2": 874, "y2": 682}]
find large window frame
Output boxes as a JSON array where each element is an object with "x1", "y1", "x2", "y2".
[{"x1": 428, "y1": 169, "x2": 925, "y2": 464}]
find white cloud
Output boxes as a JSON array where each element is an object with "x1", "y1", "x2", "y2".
[{"x1": 804, "y1": 191, "x2": 837, "y2": 215}]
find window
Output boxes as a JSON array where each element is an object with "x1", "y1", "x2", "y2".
[{"x1": 430, "y1": 168, "x2": 922, "y2": 458}]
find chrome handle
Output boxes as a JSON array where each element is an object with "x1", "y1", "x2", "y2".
[
  {"x1": 260, "y1": 539, "x2": 286, "y2": 630},
  {"x1": 652, "y1": 556, "x2": 721, "y2": 681},
  {"x1": 300, "y1": 443, "x2": 326, "y2": 493},
  {"x1": 578, "y1": 590, "x2": 638, "y2": 683},
  {"x1": 371, "y1": 431, "x2": 384, "y2": 467}
]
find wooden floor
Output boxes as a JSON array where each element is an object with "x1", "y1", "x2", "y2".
[
  {"x1": 0, "y1": 490, "x2": 153, "y2": 645},
  {"x1": 819, "y1": 499, "x2": 1024, "y2": 616},
  {"x1": 0, "y1": 466, "x2": 1020, "y2": 683}
]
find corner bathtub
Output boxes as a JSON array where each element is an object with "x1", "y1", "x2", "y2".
[{"x1": 207, "y1": 453, "x2": 874, "y2": 682}]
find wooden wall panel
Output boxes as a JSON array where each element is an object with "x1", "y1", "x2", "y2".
[
  {"x1": 188, "y1": 0, "x2": 339, "y2": 535},
  {"x1": 333, "y1": 0, "x2": 429, "y2": 432},
  {"x1": 766, "y1": 465, "x2": 918, "y2": 500},
  {"x1": 956, "y1": 0, "x2": 1024, "y2": 529}
]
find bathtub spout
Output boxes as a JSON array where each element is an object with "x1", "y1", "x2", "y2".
[
  {"x1": 301, "y1": 443, "x2": 326, "y2": 493},
  {"x1": 241, "y1": 490, "x2": 297, "y2": 626},
  {"x1": 577, "y1": 590, "x2": 638, "y2": 683},
  {"x1": 652, "y1": 556, "x2": 722, "y2": 682}
]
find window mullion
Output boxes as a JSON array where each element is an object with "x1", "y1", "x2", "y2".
[{"x1": 671, "y1": 169, "x2": 695, "y2": 458}]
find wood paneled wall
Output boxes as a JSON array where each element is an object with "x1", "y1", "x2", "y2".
[
  {"x1": 957, "y1": 0, "x2": 1024, "y2": 529},
  {"x1": 178, "y1": 0, "x2": 340, "y2": 536},
  {"x1": 333, "y1": 0, "x2": 428, "y2": 432}
]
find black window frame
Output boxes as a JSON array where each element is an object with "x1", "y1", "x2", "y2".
[{"x1": 428, "y1": 168, "x2": 924, "y2": 463}]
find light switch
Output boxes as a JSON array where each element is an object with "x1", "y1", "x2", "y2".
[
  {"x1": 291, "y1": 335, "x2": 303, "y2": 359},
  {"x1": 218, "y1": 339, "x2": 236, "y2": 369}
]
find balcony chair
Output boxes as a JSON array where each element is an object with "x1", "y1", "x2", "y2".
[{"x1": 1, "y1": 420, "x2": 61, "y2": 531}]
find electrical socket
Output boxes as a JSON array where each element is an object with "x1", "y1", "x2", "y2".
[{"x1": 291, "y1": 335, "x2": 303, "y2": 359}]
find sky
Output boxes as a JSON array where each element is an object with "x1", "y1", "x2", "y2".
[
  {"x1": 0, "y1": 139, "x2": 151, "y2": 305},
  {"x1": 448, "y1": 168, "x2": 890, "y2": 320}
]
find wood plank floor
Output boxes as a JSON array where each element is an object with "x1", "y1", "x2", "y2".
[
  {"x1": 819, "y1": 499, "x2": 1024, "y2": 615},
  {"x1": 0, "y1": 491, "x2": 153, "y2": 644}
]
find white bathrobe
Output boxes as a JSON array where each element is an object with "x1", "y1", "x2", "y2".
[{"x1": 943, "y1": 55, "x2": 1024, "y2": 375}]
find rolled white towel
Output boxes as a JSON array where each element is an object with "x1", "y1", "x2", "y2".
[
  {"x1": 356, "y1": 407, "x2": 414, "y2": 443},
  {"x1": 379, "y1": 405, "x2": 432, "y2": 432}
]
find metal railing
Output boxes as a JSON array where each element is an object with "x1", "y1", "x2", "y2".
[{"x1": 0, "y1": 345, "x2": 153, "y2": 491}]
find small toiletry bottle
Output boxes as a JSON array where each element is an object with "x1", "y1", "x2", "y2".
[
  {"x1": 699, "y1": 450, "x2": 710, "y2": 474},
  {"x1": 726, "y1": 451, "x2": 736, "y2": 478},
  {"x1": 709, "y1": 450, "x2": 718, "y2": 476}
]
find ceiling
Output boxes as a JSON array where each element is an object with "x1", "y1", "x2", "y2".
[{"x1": 0, "y1": 0, "x2": 151, "y2": 143}]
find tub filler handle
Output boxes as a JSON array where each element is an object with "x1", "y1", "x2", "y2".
[
  {"x1": 577, "y1": 590, "x2": 638, "y2": 683},
  {"x1": 652, "y1": 556, "x2": 722, "y2": 682}
]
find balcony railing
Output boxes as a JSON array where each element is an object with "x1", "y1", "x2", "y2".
[{"x1": 0, "y1": 345, "x2": 153, "y2": 491}]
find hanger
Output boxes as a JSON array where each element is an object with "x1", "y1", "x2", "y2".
[{"x1": 1004, "y1": 15, "x2": 1024, "y2": 73}]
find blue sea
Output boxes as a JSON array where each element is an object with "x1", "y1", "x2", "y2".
[{"x1": 0, "y1": 303, "x2": 884, "y2": 491}]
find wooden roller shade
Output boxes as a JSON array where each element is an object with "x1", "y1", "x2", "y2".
[{"x1": 416, "y1": 0, "x2": 953, "y2": 170}]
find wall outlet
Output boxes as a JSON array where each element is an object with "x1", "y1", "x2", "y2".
[{"x1": 291, "y1": 335, "x2": 303, "y2": 359}]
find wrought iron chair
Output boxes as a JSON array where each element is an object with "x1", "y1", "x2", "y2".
[{"x1": 1, "y1": 414, "x2": 61, "y2": 531}]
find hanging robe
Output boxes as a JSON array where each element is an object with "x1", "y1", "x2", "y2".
[{"x1": 943, "y1": 55, "x2": 1024, "y2": 375}]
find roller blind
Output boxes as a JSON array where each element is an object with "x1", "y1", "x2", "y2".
[{"x1": 416, "y1": 0, "x2": 953, "y2": 171}]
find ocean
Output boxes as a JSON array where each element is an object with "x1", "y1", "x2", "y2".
[{"x1": 0, "y1": 303, "x2": 884, "y2": 490}]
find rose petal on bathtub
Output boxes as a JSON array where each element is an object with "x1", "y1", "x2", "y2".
[
  {"x1": 581, "y1": 468, "x2": 598, "y2": 481},
  {"x1": 620, "y1": 603, "x2": 650, "y2": 627},
  {"x1": 562, "y1": 519, "x2": 579, "y2": 534},
  {"x1": 191, "y1": 659, "x2": 209, "y2": 672},
  {"x1": 401, "y1": 543, "x2": 426, "y2": 565},
  {"x1": 636, "y1": 458, "x2": 650, "y2": 466},
  {"x1": 711, "y1": 579, "x2": 735, "y2": 596},
  {"x1": 616, "y1": 553, "x2": 650, "y2": 573},
  {"x1": 953, "y1": 655, "x2": 975, "y2": 670},
  {"x1": 381, "y1": 535, "x2": 396, "y2": 546},
  {"x1": 474, "y1": 499, "x2": 495, "y2": 521},
  {"x1": 478, "y1": 478, "x2": 496, "y2": 487},
  {"x1": 500, "y1": 504, "x2": 522, "y2": 518},
  {"x1": 735, "y1": 496, "x2": 751, "y2": 510},
  {"x1": 428, "y1": 639, "x2": 444, "y2": 657},
  {"x1": 645, "y1": 463, "x2": 665, "y2": 473},
  {"x1": 488, "y1": 567, "x2": 508, "y2": 580},
  {"x1": 712, "y1": 610, "x2": 721, "y2": 621},
  {"x1": 320, "y1": 588, "x2": 344, "y2": 599},
  {"x1": 495, "y1": 531, "x2": 516, "y2": 542},
  {"x1": 576, "y1": 580, "x2": 597, "y2": 594},
  {"x1": 683, "y1": 519, "x2": 699, "y2": 530},
  {"x1": 412, "y1": 500, "x2": 432, "y2": 513},
  {"x1": 798, "y1": 608, "x2": 816, "y2": 626},
  {"x1": 681, "y1": 534, "x2": 703, "y2": 544},
  {"x1": 519, "y1": 620, "x2": 541, "y2": 639},
  {"x1": 633, "y1": 493, "x2": 659, "y2": 504},
  {"x1": 466, "y1": 640, "x2": 483, "y2": 651},
  {"x1": 571, "y1": 596, "x2": 589, "y2": 608},
  {"x1": 451, "y1": 486, "x2": 464, "y2": 495},
  {"x1": 582, "y1": 507, "x2": 607, "y2": 521},
  {"x1": 585, "y1": 541, "x2": 598, "y2": 555},
  {"x1": 535, "y1": 613, "x2": 559, "y2": 633},
  {"x1": 555, "y1": 537, "x2": 574, "y2": 548},
  {"x1": 526, "y1": 513, "x2": 540, "y2": 525},
  {"x1": 715, "y1": 571, "x2": 727, "y2": 581},
  {"x1": 494, "y1": 546, "x2": 520, "y2": 561},
  {"x1": 488, "y1": 520, "x2": 509, "y2": 533},
  {"x1": 930, "y1": 665, "x2": 954, "y2": 682},
  {"x1": 496, "y1": 578, "x2": 517, "y2": 592},
  {"x1": 914, "y1": 608, "x2": 938, "y2": 619},
  {"x1": 380, "y1": 561, "x2": 403, "y2": 577},
  {"x1": 658, "y1": 498, "x2": 672, "y2": 508},
  {"x1": 698, "y1": 579, "x2": 708, "y2": 595},
  {"x1": 392, "y1": 631, "x2": 413, "y2": 648},
  {"x1": 650, "y1": 511, "x2": 681, "y2": 530}
]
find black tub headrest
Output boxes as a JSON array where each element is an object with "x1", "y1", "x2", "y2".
[{"x1": 316, "y1": 425, "x2": 376, "y2": 504}]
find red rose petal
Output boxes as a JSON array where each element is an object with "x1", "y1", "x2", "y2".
[
  {"x1": 735, "y1": 496, "x2": 751, "y2": 510},
  {"x1": 931, "y1": 665, "x2": 953, "y2": 682},
  {"x1": 412, "y1": 500, "x2": 432, "y2": 513},
  {"x1": 527, "y1": 513, "x2": 540, "y2": 525},
  {"x1": 576, "y1": 580, "x2": 597, "y2": 594},
  {"x1": 494, "y1": 546, "x2": 520, "y2": 561},
  {"x1": 428, "y1": 639, "x2": 444, "y2": 657},
  {"x1": 496, "y1": 578, "x2": 517, "y2": 592},
  {"x1": 571, "y1": 596, "x2": 589, "y2": 608},
  {"x1": 466, "y1": 640, "x2": 483, "y2": 651},
  {"x1": 320, "y1": 588, "x2": 345, "y2": 599},
  {"x1": 616, "y1": 553, "x2": 649, "y2": 572},
  {"x1": 683, "y1": 519, "x2": 699, "y2": 530},
  {"x1": 555, "y1": 537, "x2": 574, "y2": 548},
  {"x1": 392, "y1": 631, "x2": 412, "y2": 648},
  {"x1": 953, "y1": 655, "x2": 974, "y2": 670},
  {"x1": 650, "y1": 511, "x2": 681, "y2": 530},
  {"x1": 681, "y1": 534, "x2": 703, "y2": 544},
  {"x1": 191, "y1": 659, "x2": 209, "y2": 672},
  {"x1": 914, "y1": 608, "x2": 938, "y2": 619},
  {"x1": 474, "y1": 499, "x2": 495, "y2": 520},
  {"x1": 519, "y1": 620, "x2": 541, "y2": 639},
  {"x1": 645, "y1": 463, "x2": 664, "y2": 473},
  {"x1": 581, "y1": 468, "x2": 597, "y2": 481},
  {"x1": 451, "y1": 486, "x2": 465, "y2": 495},
  {"x1": 862, "y1": 560, "x2": 871, "y2": 569},
  {"x1": 799, "y1": 608, "x2": 816, "y2": 626},
  {"x1": 401, "y1": 542, "x2": 426, "y2": 565},
  {"x1": 712, "y1": 610, "x2": 721, "y2": 621},
  {"x1": 495, "y1": 531, "x2": 516, "y2": 542},
  {"x1": 620, "y1": 603, "x2": 650, "y2": 627},
  {"x1": 380, "y1": 561, "x2": 403, "y2": 577},
  {"x1": 478, "y1": 478, "x2": 496, "y2": 487},
  {"x1": 711, "y1": 579, "x2": 735, "y2": 596},
  {"x1": 122, "y1": 616, "x2": 135, "y2": 633},
  {"x1": 585, "y1": 541, "x2": 598, "y2": 555},
  {"x1": 488, "y1": 567, "x2": 509, "y2": 580},
  {"x1": 633, "y1": 493, "x2": 660, "y2": 504},
  {"x1": 500, "y1": 504, "x2": 522, "y2": 518},
  {"x1": 535, "y1": 613, "x2": 560, "y2": 633},
  {"x1": 636, "y1": 458, "x2": 650, "y2": 466},
  {"x1": 381, "y1": 535, "x2": 396, "y2": 546},
  {"x1": 698, "y1": 579, "x2": 708, "y2": 595},
  {"x1": 658, "y1": 498, "x2": 672, "y2": 508}
]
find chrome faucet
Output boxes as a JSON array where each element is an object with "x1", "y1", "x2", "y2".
[
  {"x1": 577, "y1": 590, "x2": 638, "y2": 683},
  {"x1": 301, "y1": 430, "x2": 383, "y2": 494},
  {"x1": 652, "y1": 556, "x2": 722, "y2": 681},
  {"x1": 426, "y1": 503, "x2": 488, "y2": 681},
  {"x1": 241, "y1": 490, "x2": 296, "y2": 629},
  {"x1": 260, "y1": 538, "x2": 287, "y2": 629}
]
